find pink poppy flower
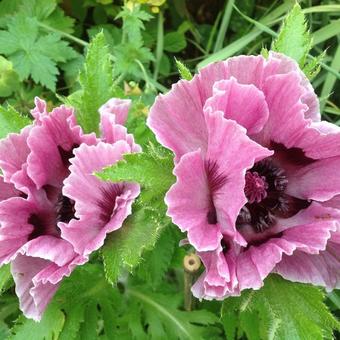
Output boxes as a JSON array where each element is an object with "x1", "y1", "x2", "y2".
[
  {"x1": 0, "y1": 97, "x2": 140, "y2": 320},
  {"x1": 147, "y1": 52, "x2": 340, "y2": 297}
]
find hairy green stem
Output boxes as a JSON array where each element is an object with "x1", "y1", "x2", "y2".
[{"x1": 37, "y1": 22, "x2": 88, "y2": 47}]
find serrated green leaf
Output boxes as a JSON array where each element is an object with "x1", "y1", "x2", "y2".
[
  {"x1": 77, "y1": 32, "x2": 115, "y2": 134},
  {"x1": 136, "y1": 227, "x2": 176, "y2": 288},
  {"x1": 102, "y1": 206, "x2": 166, "y2": 284},
  {"x1": 272, "y1": 3, "x2": 312, "y2": 67},
  {"x1": 116, "y1": 5, "x2": 153, "y2": 45},
  {"x1": 55, "y1": 264, "x2": 123, "y2": 339},
  {"x1": 175, "y1": 58, "x2": 193, "y2": 81},
  {"x1": 0, "y1": 14, "x2": 76, "y2": 90},
  {"x1": 0, "y1": 105, "x2": 31, "y2": 139},
  {"x1": 128, "y1": 288, "x2": 219, "y2": 340},
  {"x1": 222, "y1": 275, "x2": 340, "y2": 340},
  {"x1": 9, "y1": 304, "x2": 65, "y2": 340},
  {"x1": 98, "y1": 145, "x2": 175, "y2": 284},
  {"x1": 97, "y1": 144, "x2": 175, "y2": 201}
]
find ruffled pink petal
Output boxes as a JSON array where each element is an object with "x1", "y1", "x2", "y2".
[
  {"x1": 0, "y1": 197, "x2": 36, "y2": 264},
  {"x1": 100, "y1": 111, "x2": 141, "y2": 152},
  {"x1": 99, "y1": 98, "x2": 131, "y2": 126},
  {"x1": 60, "y1": 141, "x2": 140, "y2": 255},
  {"x1": 27, "y1": 105, "x2": 97, "y2": 188},
  {"x1": 11, "y1": 251, "x2": 86, "y2": 321},
  {"x1": 287, "y1": 157, "x2": 340, "y2": 201},
  {"x1": 259, "y1": 72, "x2": 309, "y2": 147},
  {"x1": 204, "y1": 78, "x2": 269, "y2": 134},
  {"x1": 19, "y1": 236, "x2": 76, "y2": 267},
  {"x1": 30, "y1": 97, "x2": 49, "y2": 122},
  {"x1": 267, "y1": 52, "x2": 320, "y2": 121},
  {"x1": 205, "y1": 111, "x2": 272, "y2": 242},
  {"x1": 165, "y1": 150, "x2": 222, "y2": 251},
  {"x1": 166, "y1": 113, "x2": 272, "y2": 251},
  {"x1": 0, "y1": 126, "x2": 31, "y2": 183},
  {"x1": 294, "y1": 121, "x2": 340, "y2": 159},
  {"x1": 275, "y1": 240, "x2": 340, "y2": 291},
  {"x1": 147, "y1": 76, "x2": 210, "y2": 160},
  {"x1": 237, "y1": 203, "x2": 338, "y2": 291},
  {"x1": 0, "y1": 175, "x2": 20, "y2": 201},
  {"x1": 192, "y1": 246, "x2": 239, "y2": 299},
  {"x1": 11, "y1": 254, "x2": 58, "y2": 321}
]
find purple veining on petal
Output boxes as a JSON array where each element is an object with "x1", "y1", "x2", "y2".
[
  {"x1": 97, "y1": 183, "x2": 124, "y2": 224},
  {"x1": 205, "y1": 160, "x2": 228, "y2": 225}
]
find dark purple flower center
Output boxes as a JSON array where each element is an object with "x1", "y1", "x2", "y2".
[
  {"x1": 56, "y1": 194, "x2": 76, "y2": 223},
  {"x1": 28, "y1": 194, "x2": 76, "y2": 241},
  {"x1": 58, "y1": 144, "x2": 79, "y2": 167},
  {"x1": 244, "y1": 172, "x2": 268, "y2": 203},
  {"x1": 97, "y1": 184, "x2": 123, "y2": 224},
  {"x1": 237, "y1": 158, "x2": 310, "y2": 233}
]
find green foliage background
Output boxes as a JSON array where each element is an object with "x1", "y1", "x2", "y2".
[{"x1": 0, "y1": 0, "x2": 339, "y2": 339}]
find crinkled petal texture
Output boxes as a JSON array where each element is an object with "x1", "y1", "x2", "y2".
[
  {"x1": 192, "y1": 245, "x2": 239, "y2": 299},
  {"x1": 0, "y1": 97, "x2": 141, "y2": 320},
  {"x1": 147, "y1": 52, "x2": 319, "y2": 160},
  {"x1": 60, "y1": 141, "x2": 140, "y2": 256},
  {"x1": 165, "y1": 112, "x2": 272, "y2": 251},
  {"x1": 27, "y1": 103, "x2": 97, "y2": 189},
  {"x1": 12, "y1": 252, "x2": 86, "y2": 321},
  {"x1": 100, "y1": 108, "x2": 141, "y2": 152},
  {"x1": 193, "y1": 204, "x2": 340, "y2": 299},
  {"x1": 148, "y1": 52, "x2": 340, "y2": 298},
  {"x1": 99, "y1": 98, "x2": 131, "y2": 126}
]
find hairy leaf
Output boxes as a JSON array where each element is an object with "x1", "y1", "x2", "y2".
[
  {"x1": 76, "y1": 32, "x2": 115, "y2": 134},
  {"x1": 175, "y1": 58, "x2": 193, "y2": 81},
  {"x1": 9, "y1": 304, "x2": 65, "y2": 340},
  {"x1": 0, "y1": 105, "x2": 31, "y2": 139},
  {"x1": 272, "y1": 3, "x2": 312, "y2": 67},
  {"x1": 221, "y1": 275, "x2": 340, "y2": 340},
  {"x1": 98, "y1": 145, "x2": 175, "y2": 283}
]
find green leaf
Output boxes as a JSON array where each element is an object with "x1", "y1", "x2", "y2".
[
  {"x1": 56, "y1": 264, "x2": 123, "y2": 340},
  {"x1": 98, "y1": 145, "x2": 175, "y2": 284},
  {"x1": 164, "y1": 31, "x2": 187, "y2": 52},
  {"x1": 0, "y1": 15, "x2": 76, "y2": 90},
  {"x1": 76, "y1": 32, "x2": 115, "y2": 134},
  {"x1": 0, "y1": 105, "x2": 31, "y2": 139},
  {"x1": 0, "y1": 264, "x2": 12, "y2": 294},
  {"x1": 9, "y1": 304, "x2": 65, "y2": 340},
  {"x1": 127, "y1": 288, "x2": 219, "y2": 340},
  {"x1": 221, "y1": 275, "x2": 340, "y2": 340},
  {"x1": 101, "y1": 206, "x2": 167, "y2": 284},
  {"x1": 175, "y1": 58, "x2": 193, "y2": 80},
  {"x1": 272, "y1": 3, "x2": 312, "y2": 67},
  {"x1": 136, "y1": 227, "x2": 177, "y2": 288},
  {"x1": 0, "y1": 56, "x2": 19, "y2": 97},
  {"x1": 116, "y1": 5, "x2": 153, "y2": 45},
  {"x1": 97, "y1": 144, "x2": 175, "y2": 202}
]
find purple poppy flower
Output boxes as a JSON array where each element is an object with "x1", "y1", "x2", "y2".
[
  {"x1": 147, "y1": 52, "x2": 340, "y2": 297},
  {"x1": 0, "y1": 97, "x2": 140, "y2": 320}
]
